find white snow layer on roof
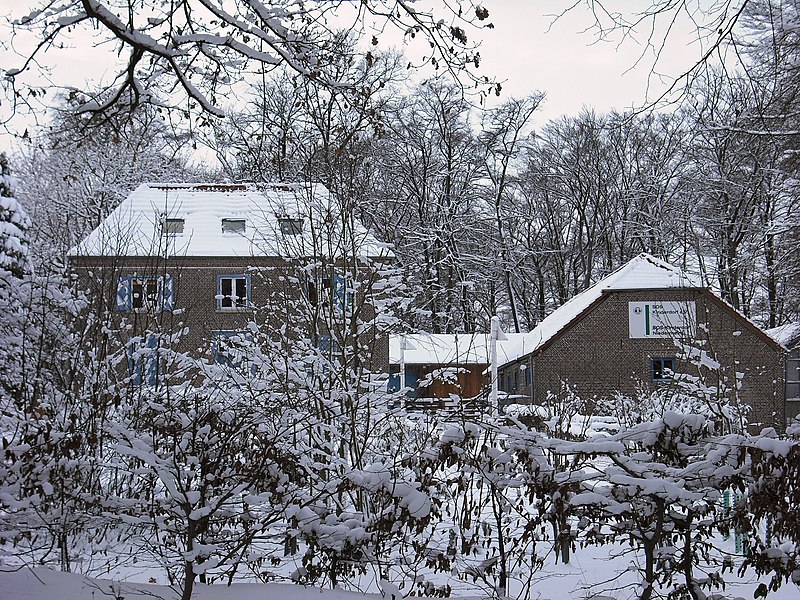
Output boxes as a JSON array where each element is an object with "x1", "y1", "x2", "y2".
[
  {"x1": 766, "y1": 321, "x2": 800, "y2": 349},
  {"x1": 393, "y1": 254, "x2": 702, "y2": 367},
  {"x1": 70, "y1": 183, "x2": 391, "y2": 259},
  {"x1": 388, "y1": 333, "x2": 530, "y2": 365}
]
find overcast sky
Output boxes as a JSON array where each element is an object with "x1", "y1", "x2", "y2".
[
  {"x1": 465, "y1": 1, "x2": 707, "y2": 123},
  {"x1": 1, "y1": 0, "x2": 709, "y2": 142}
]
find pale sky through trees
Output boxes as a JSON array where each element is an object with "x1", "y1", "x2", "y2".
[{"x1": 475, "y1": 2, "x2": 708, "y2": 122}]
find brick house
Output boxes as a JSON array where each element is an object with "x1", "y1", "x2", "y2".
[
  {"x1": 69, "y1": 182, "x2": 392, "y2": 383},
  {"x1": 496, "y1": 254, "x2": 786, "y2": 430}
]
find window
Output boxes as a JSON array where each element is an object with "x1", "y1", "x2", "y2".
[
  {"x1": 212, "y1": 330, "x2": 254, "y2": 372},
  {"x1": 116, "y1": 275, "x2": 174, "y2": 312},
  {"x1": 299, "y1": 270, "x2": 318, "y2": 305},
  {"x1": 127, "y1": 335, "x2": 161, "y2": 386},
  {"x1": 652, "y1": 357, "x2": 675, "y2": 382},
  {"x1": 316, "y1": 334, "x2": 341, "y2": 355},
  {"x1": 278, "y1": 217, "x2": 304, "y2": 235},
  {"x1": 222, "y1": 218, "x2": 246, "y2": 233},
  {"x1": 217, "y1": 274, "x2": 250, "y2": 310},
  {"x1": 132, "y1": 278, "x2": 158, "y2": 309},
  {"x1": 163, "y1": 218, "x2": 185, "y2": 235}
]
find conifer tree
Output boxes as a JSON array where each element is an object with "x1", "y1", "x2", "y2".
[{"x1": 0, "y1": 152, "x2": 31, "y2": 278}]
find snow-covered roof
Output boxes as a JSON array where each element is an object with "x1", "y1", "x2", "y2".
[
  {"x1": 500, "y1": 253, "x2": 702, "y2": 364},
  {"x1": 70, "y1": 183, "x2": 391, "y2": 259},
  {"x1": 388, "y1": 333, "x2": 529, "y2": 366},
  {"x1": 389, "y1": 255, "x2": 704, "y2": 368},
  {"x1": 766, "y1": 322, "x2": 800, "y2": 350}
]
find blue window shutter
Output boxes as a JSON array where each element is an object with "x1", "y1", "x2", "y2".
[
  {"x1": 161, "y1": 275, "x2": 175, "y2": 312},
  {"x1": 317, "y1": 335, "x2": 332, "y2": 352},
  {"x1": 212, "y1": 330, "x2": 254, "y2": 369},
  {"x1": 388, "y1": 370, "x2": 418, "y2": 393},
  {"x1": 212, "y1": 331, "x2": 224, "y2": 364},
  {"x1": 211, "y1": 339, "x2": 226, "y2": 365},
  {"x1": 332, "y1": 274, "x2": 347, "y2": 311},
  {"x1": 127, "y1": 336, "x2": 159, "y2": 386},
  {"x1": 116, "y1": 276, "x2": 132, "y2": 311},
  {"x1": 316, "y1": 335, "x2": 340, "y2": 354},
  {"x1": 388, "y1": 371, "x2": 401, "y2": 392},
  {"x1": 127, "y1": 339, "x2": 141, "y2": 386},
  {"x1": 405, "y1": 368, "x2": 419, "y2": 398},
  {"x1": 146, "y1": 335, "x2": 159, "y2": 386}
]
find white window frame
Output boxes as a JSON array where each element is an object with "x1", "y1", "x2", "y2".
[{"x1": 217, "y1": 274, "x2": 250, "y2": 311}]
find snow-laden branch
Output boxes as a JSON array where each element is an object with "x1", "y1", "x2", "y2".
[{"x1": 3, "y1": 0, "x2": 495, "y2": 119}]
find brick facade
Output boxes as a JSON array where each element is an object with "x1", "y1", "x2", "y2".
[
  {"x1": 71, "y1": 254, "x2": 390, "y2": 377},
  {"x1": 499, "y1": 288, "x2": 785, "y2": 429}
]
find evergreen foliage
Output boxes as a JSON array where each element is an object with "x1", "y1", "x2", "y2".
[{"x1": 0, "y1": 152, "x2": 31, "y2": 278}]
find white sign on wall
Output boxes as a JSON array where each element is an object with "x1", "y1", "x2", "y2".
[{"x1": 629, "y1": 301, "x2": 696, "y2": 339}]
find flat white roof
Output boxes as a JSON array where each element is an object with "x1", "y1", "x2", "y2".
[
  {"x1": 388, "y1": 333, "x2": 530, "y2": 366},
  {"x1": 70, "y1": 183, "x2": 391, "y2": 259}
]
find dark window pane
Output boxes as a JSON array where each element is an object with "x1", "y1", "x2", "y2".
[
  {"x1": 222, "y1": 219, "x2": 246, "y2": 233},
  {"x1": 652, "y1": 358, "x2": 675, "y2": 381},
  {"x1": 132, "y1": 281, "x2": 143, "y2": 309},
  {"x1": 235, "y1": 278, "x2": 247, "y2": 306},
  {"x1": 145, "y1": 280, "x2": 158, "y2": 304},
  {"x1": 221, "y1": 277, "x2": 232, "y2": 308}
]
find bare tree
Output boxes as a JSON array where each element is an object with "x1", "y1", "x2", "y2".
[
  {"x1": 3, "y1": 0, "x2": 496, "y2": 122},
  {"x1": 370, "y1": 81, "x2": 488, "y2": 334},
  {"x1": 14, "y1": 95, "x2": 195, "y2": 267},
  {"x1": 478, "y1": 94, "x2": 544, "y2": 333}
]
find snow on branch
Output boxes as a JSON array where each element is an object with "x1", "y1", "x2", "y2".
[{"x1": 3, "y1": 0, "x2": 495, "y2": 119}]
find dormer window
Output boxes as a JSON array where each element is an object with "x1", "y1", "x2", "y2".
[
  {"x1": 278, "y1": 217, "x2": 304, "y2": 235},
  {"x1": 222, "y1": 218, "x2": 246, "y2": 233},
  {"x1": 163, "y1": 218, "x2": 185, "y2": 235}
]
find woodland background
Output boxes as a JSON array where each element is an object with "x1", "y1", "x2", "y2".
[{"x1": 1, "y1": 1, "x2": 799, "y2": 600}]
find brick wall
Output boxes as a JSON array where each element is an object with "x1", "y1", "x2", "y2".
[
  {"x1": 71, "y1": 254, "x2": 391, "y2": 376},
  {"x1": 500, "y1": 289, "x2": 785, "y2": 429}
]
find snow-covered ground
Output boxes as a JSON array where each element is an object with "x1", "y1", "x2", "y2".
[{"x1": 3, "y1": 540, "x2": 797, "y2": 600}]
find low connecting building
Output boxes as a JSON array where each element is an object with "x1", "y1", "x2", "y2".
[
  {"x1": 69, "y1": 182, "x2": 391, "y2": 384},
  {"x1": 387, "y1": 332, "x2": 527, "y2": 409}
]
